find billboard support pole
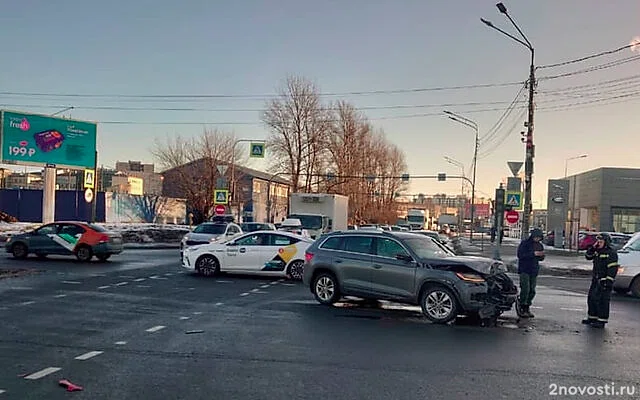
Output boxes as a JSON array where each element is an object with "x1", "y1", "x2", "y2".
[
  {"x1": 42, "y1": 167, "x2": 56, "y2": 224},
  {"x1": 91, "y1": 151, "x2": 98, "y2": 223}
]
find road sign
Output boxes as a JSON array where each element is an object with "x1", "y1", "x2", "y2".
[
  {"x1": 214, "y1": 189, "x2": 229, "y2": 205},
  {"x1": 506, "y1": 210, "x2": 519, "y2": 224},
  {"x1": 214, "y1": 204, "x2": 225, "y2": 215},
  {"x1": 216, "y1": 164, "x2": 228, "y2": 175},
  {"x1": 84, "y1": 169, "x2": 95, "y2": 189},
  {"x1": 505, "y1": 191, "x2": 522, "y2": 209},
  {"x1": 84, "y1": 188, "x2": 94, "y2": 203},
  {"x1": 0, "y1": 110, "x2": 97, "y2": 169},
  {"x1": 507, "y1": 161, "x2": 523, "y2": 177},
  {"x1": 250, "y1": 142, "x2": 265, "y2": 158},
  {"x1": 506, "y1": 177, "x2": 521, "y2": 191}
]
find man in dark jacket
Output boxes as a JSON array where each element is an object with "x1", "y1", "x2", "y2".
[
  {"x1": 582, "y1": 233, "x2": 619, "y2": 328},
  {"x1": 517, "y1": 228, "x2": 545, "y2": 317}
]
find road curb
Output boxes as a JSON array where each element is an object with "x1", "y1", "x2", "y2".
[{"x1": 123, "y1": 244, "x2": 180, "y2": 250}]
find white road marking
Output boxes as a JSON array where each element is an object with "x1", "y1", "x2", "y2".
[
  {"x1": 280, "y1": 283, "x2": 295, "y2": 286},
  {"x1": 250, "y1": 288, "x2": 260, "y2": 293},
  {"x1": 216, "y1": 280, "x2": 233, "y2": 283},
  {"x1": 192, "y1": 311, "x2": 203, "y2": 315},
  {"x1": 114, "y1": 341, "x2": 127, "y2": 345},
  {"x1": 179, "y1": 316, "x2": 190, "y2": 320},
  {"x1": 149, "y1": 276, "x2": 167, "y2": 280},
  {"x1": 146, "y1": 325, "x2": 166, "y2": 333},
  {"x1": 215, "y1": 302, "x2": 223, "y2": 306},
  {"x1": 97, "y1": 286, "x2": 110, "y2": 290},
  {"x1": 560, "y1": 307, "x2": 584, "y2": 312},
  {"x1": 115, "y1": 282, "x2": 129, "y2": 286},
  {"x1": 269, "y1": 282, "x2": 279, "y2": 286},
  {"x1": 0, "y1": 389, "x2": 5, "y2": 394},
  {"x1": 74, "y1": 351, "x2": 103, "y2": 360},
  {"x1": 53, "y1": 294, "x2": 67, "y2": 298},
  {"x1": 531, "y1": 306, "x2": 544, "y2": 309},
  {"x1": 240, "y1": 292, "x2": 250, "y2": 297},
  {"x1": 24, "y1": 367, "x2": 61, "y2": 380},
  {"x1": 278, "y1": 279, "x2": 285, "y2": 282},
  {"x1": 19, "y1": 301, "x2": 35, "y2": 306},
  {"x1": 164, "y1": 273, "x2": 174, "y2": 276},
  {"x1": 260, "y1": 285, "x2": 270, "y2": 289},
  {"x1": 61, "y1": 281, "x2": 81, "y2": 285},
  {"x1": 133, "y1": 278, "x2": 146, "y2": 282},
  {"x1": 119, "y1": 275, "x2": 135, "y2": 279},
  {"x1": 136, "y1": 285, "x2": 152, "y2": 288}
]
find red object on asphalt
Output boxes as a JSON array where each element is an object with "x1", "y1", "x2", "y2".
[
  {"x1": 506, "y1": 210, "x2": 519, "y2": 224},
  {"x1": 214, "y1": 205, "x2": 225, "y2": 215},
  {"x1": 59, "y1": 379, "x2": 83, "y2": 391}
]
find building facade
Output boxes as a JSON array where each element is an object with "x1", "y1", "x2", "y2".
[
  {"x1": 115, "y1": 160, "x2": 164, "y2": 195},
  {"x1": 547, "y1": 167, "x2": 640, "y2": 243},
  {"x1": 161, "y1": 159, "x2": 290, "y2": 223}
]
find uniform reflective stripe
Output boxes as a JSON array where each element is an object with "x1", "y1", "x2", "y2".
[
  {"x1": 607, "y1": 262, "x2": 619, "y2": 267},
  {"x1": 605, "y1": 276, "x2": 615, "y2": 281},
  {"x1": 599, "y1": 254, "x2": 609, "y2": 258},
  {"x1": 597, "y1": 318, "x2": 608, "y2": 322}
]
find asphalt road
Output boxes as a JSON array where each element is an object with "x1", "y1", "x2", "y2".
[{"x1": 1, "y1": 249, "x2": 639, "y2": 399}]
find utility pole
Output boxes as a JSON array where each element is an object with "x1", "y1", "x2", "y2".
[{"x1": 481, "y1": 2, "x2": 535, "y2": 239}]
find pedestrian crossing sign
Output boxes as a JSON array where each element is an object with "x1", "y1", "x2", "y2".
[
  {"x1": 250, "y1": 142, "x2": 265, "y2": 158},
  {"x1": 84, "y1": 169, "x2": 95, "y2": 189},
  {"x1": 505, "y1": 191, "x2": 522, "y2": 210},
  {"x1": 214, "y1": 189, "x2": 229, "y2": 205}
]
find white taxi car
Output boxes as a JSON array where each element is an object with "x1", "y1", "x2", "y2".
[{"x1": 181, "y1": 230, "x2": 313, "y2": 280}]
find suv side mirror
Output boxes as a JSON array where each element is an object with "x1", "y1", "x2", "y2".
[
  {"x1": 396, "y1": 253, "x2": 413, "y2": 262},
  {"x1": 226, "y1": 242, "x2": 237, "y2": 246}
]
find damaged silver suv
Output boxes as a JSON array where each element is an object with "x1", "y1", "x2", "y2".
[{"x1": 302, "y1": 230, "x2": 517, "y2": 324}]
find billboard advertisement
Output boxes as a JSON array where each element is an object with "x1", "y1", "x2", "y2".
[{"x1": 0, "y1": 110, "x2": 97, "y2": 169}]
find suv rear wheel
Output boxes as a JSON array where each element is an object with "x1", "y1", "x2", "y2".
[
  {"x1": 420, "y1": 285, "x2": 458, "y2": 324},
  {"x1": 313, "y1": 272, "x2": 340, "y2": 305}
]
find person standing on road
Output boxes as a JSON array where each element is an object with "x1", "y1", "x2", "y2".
[
  {"x1": 582, "y1": 233, "x2": 619, "y2": 328},
  {"x1": 517, "y1": 228, "x2": 545, "y2": 318}
]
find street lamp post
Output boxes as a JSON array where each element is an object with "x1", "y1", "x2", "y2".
[
  {"x1": 444, "y1": 111, "x2": 479, "y2": 242},
  {"x1": 565, "y1": 154, "x2": 588, "y2": 250},
  {"x1": 482, "y1": 2, "x2": 535, "y2": 240},
  {"x1": 444, "y1": 156, "x2": 466, "y2": 230}
]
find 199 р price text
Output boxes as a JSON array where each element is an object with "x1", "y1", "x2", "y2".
[
  {"x1": 549, "y1": 383, "x2": 637, "y2": 396},
  {"x1": 8, "y1": 146, "x2": 36, "y2": 157}
]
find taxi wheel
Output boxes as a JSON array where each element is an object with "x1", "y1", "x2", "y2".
[
  {"x1": 12, "y1": 243, "x2": 28, "y2": 259},
  {"x1": 630, "y1": 276, "x2": 640, "y2": 298},
  {"x1": 75, "y1": 245, "x2": 93, "y2": 262},
  {"x1": 196, "y1": 255, "x2": 219, "y2": 277},
  {"x1": 287, "y1": 260, "x2": 304, "y2": 281}
]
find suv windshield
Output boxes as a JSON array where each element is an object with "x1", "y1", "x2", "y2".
[
  {"x1": 402, "y1": 236, "x2": 451, "y2": 259},
  {"x1": 288, "y1": 214, "x2": 323, "y2": 230},
  {"x1": 193, "y1": 224, "x2": 226, "y2": 234}
]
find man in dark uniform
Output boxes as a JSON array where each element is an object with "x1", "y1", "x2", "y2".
[
  {"x1": 582, "y1": 233, "x2": 620, "y2": 328},
  {"x1": 517, "y1": 228, "x2": 545, "y2": 318}
]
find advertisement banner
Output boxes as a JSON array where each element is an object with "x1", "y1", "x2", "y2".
[{"x1": 0, "y1": 110, "x2": 97, "y2": 169}]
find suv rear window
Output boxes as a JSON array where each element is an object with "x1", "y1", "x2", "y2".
[
  {"x1": 343, "y1": 236, "x2": 375, "y2": 255},
  {"x1": 193, "y1": 224, "x2": 226, "y2": 234}
]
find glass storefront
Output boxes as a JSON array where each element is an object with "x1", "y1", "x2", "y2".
[{"x1": 612, "y1": 208, "x2": 640, "y2": 234}]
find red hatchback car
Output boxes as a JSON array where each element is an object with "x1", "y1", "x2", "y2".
[{"x1": 6, "y1": 221, "x2": 124, "y2": 262}]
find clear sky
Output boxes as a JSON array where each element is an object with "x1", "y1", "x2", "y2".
[{"x1": 1, "y1": 0, "x2": 639, "y2": 208}]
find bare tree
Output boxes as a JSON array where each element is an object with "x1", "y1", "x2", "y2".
[
  {"x1": 262, "y1": 75, "x2": 330, "y2": 193},
  {"x1": 151, "y1": 128, "x2": 244, "y2": 224}
]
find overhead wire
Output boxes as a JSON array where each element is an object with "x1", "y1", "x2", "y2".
[{"x1": 537, "y1": 42, "x2": 638, "y2": 69}]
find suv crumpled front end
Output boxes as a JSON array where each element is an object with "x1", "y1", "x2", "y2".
[{"x1": 434, "y1": 257, "x2": 518, "y2": 320}]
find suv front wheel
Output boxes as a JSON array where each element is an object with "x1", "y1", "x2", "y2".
[
  {"x1": 313, "y1": 272, "x2": 340, "y2": 305},
  {"x1": 420, "y1": 285, "x2": 458, "y2": 324}
]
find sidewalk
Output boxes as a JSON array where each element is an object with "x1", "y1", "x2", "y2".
[{"x1": 458, "y1": 237, "x2": 592, "y2": 276}]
